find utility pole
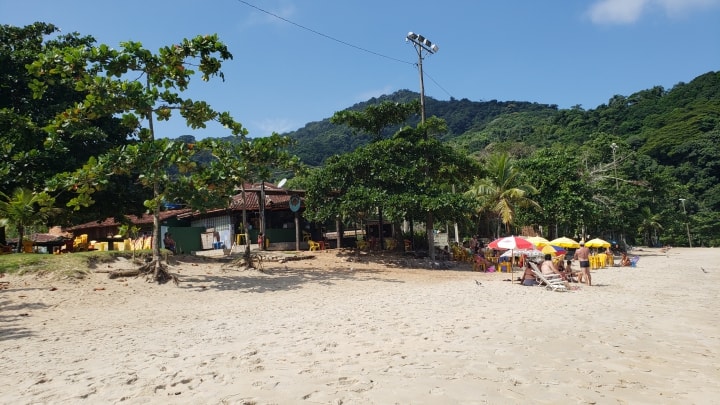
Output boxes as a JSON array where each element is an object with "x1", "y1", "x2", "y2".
[
  {"x1": 679, "y1": 198, "x2": 692, "y2": 247},
  {"x1": 610, "y1": 142, "x2": 618, "y2": 189},
  {"x1": 406, "y1": 31, "x2": 439, "y2": 259}
]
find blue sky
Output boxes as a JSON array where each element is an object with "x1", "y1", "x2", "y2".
[{"x1": 3, "y1": 0, "x2": 719, "y2": 140}]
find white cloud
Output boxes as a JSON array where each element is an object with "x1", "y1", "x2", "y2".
[
  {"x1": 253, "y1": 117, "x2": 299, "y2": 136},
  {"x1": 657, "y1": 0, "x2": 720, "y2": 17},
  {"x1": 588, "y1": 0, "x2": 649, "y2": 24},
  {"x1": 587, "y1": 0, "x2": 720, "y2": 24},
  {"x1": 355, "y1": 85, "x2": 396, "y2": 102}
]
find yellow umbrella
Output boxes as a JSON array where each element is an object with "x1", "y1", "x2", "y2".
[
  {"x1": 526, "y1": 236, "x2": 551, "y2": 247},
  {"x1": 541, "y1": 244, "x2": 567, "y2": 256},
  {"x1": 549, "y1": 237, "x2": 581, "y2": 249},
  {"x1": 585, "y1": 238, "x2": 611, "y2": 248}
]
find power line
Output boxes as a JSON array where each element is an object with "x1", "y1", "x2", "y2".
[
  {"x1": 235, "y1": 0, "x2": 454, "y2": 99},
  {"x1": 236, "y1": 0, "x2": 412, "y2": 65},
  {"x1": 423, "y1": 69, "x2": 454, "y2": 99}
]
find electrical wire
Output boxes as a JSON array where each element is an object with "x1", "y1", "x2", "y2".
[
  {"x1": 235, "y1": 0, "x2": 454, "y2": 99},
  {"x1": 423, "y1": 69, "x2": 454, "y2": 99},
  {"x1": 236, "y1": 0, "x2": 412, "y2": 65}
]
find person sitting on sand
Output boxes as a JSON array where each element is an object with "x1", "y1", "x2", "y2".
[
  {"x1": 563, "y1": 259, "x2": 578, "y2": 282},
  {"x1": 521, "y1": 262, "x2": 538, "y2": 286},
  {"x1": 621, "y1": 252, "x2": 631, "y2": 267}
]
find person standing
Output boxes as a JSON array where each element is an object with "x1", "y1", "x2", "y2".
[
  {"x1": 163, "y1": 232, "x2": 176, "y2": 254},
  {"x1": 573, "y1": 242, "x2": 591, "y2": 286}
]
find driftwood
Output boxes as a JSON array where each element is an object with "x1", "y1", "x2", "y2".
[
  {"x1": 108, "y1": 269, "x2": 140, "y2": 279},
  {"x1": 279, "y1": 255, "x2": 315, "y2": 263},
  {"x1": 107, "y1": 259, "x2": 178, "y2": 285},
  {"x1": 223, "y1": 252, "x2": 265, "y2": 272}
]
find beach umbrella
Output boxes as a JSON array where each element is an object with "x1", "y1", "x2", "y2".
[
  {"x1": 488, "y1": 236, "x2": 534, "y2": 250},
  {"x1": 488, "y1": 236, "x2": 534, "y2": 283},
  {"x1": 501, "y1": 248, "x2": 543, "y2": 258},
  {"x1": 549, "y1": 237, "x2": 581, "y2": 249},
  {"x1": 526, "y1": 236, "x2": 551, "y2": 247},
  {"x1": 541, "y1": 244, "x2": 567, "y2": 256},
  {"x1": 585, "y1": 238, "x2": 611, "y2": 248}
]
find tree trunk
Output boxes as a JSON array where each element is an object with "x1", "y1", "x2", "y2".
[
  {"x1": 336, "y1": 216, "x2": 342, "y2": 249},
  {"x1": 427, "y1": 213, "x2": 435, "y2": 260},
  {"x1": 108, "y1": 269, "x2": 140, "y2": 279}
]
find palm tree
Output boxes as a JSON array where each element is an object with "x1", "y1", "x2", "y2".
[
  {"x1": 637, "y1": 206, "x2": 663, "y2": 247},
  {"x1": 466, "y1": 153, "x2": 540, "y2": 237},
  {"x1": 0, "y1": 188, "x2": 57, "y2": 252}
]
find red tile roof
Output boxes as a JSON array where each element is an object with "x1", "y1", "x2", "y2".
[{"x1": 67, "y1": 209, "x2": 192, "y2": 230}]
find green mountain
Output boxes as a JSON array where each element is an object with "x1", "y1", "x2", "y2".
[{"x1": 283, "y1": 71, "x2": 719, "y2": 169}]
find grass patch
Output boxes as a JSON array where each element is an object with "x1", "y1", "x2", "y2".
[{"x1": 0, "y1": 250, "x2": 154, "y2": 278}]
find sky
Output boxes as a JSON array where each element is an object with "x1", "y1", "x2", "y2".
[{"x1": 3, "y1": 0, "x2": 720, "y2": 140}]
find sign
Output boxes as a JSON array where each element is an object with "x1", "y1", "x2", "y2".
[{"x1": 289, "y1": 194, "x2": 301, "y2": 212}]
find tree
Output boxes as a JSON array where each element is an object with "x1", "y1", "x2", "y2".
[
  {"x1": 304, "y1": 116, "x2": 479, "y2": 254},
  {"x1": 516, "y1": 147, "x2": 594, "y2": 239},
  {"x1": 0, "y1": 23, "x2": 137, "y2": 242},
  {"x1": 637, "y1": 206, "x2": 663, "y2": 247},
  {"x1": 0, "y1": 188, "x2": 57, "y2": 252},
  {"x1": 191, "y1": 134, "x2": 300, "y2": 262},
  {"x1": 330, "y1": 100, "x2": 420, "y2": 142},
  {"x1": 29, "y1": 34, "x2": 247, "y2": 283},
  {"x1": 466, "y1": 152, "x2": 540, "y2": 237}
]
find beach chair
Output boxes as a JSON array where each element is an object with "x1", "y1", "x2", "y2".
[{"x1": 529, "y1": 262, "x2": 568, "y2": 292}]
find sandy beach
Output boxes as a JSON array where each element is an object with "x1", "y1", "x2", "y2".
[{"x1": 1, "y1": 247, "x2": 718, "y2": 404}]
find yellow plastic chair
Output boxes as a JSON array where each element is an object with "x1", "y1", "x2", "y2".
[
  {"x1": 451, "y1": 245, "x2": 467, "y2": 261},
  {"x1": 498, "y1": 261, "x2": 512, "y2": 273},
  {"x1": 597, "y1": 253, "x2": 607, "y2": 268},
  {"x1": 308, "y1": 240, "x2": 320, "y2": 251},
  {"x1": 356, "y1": 240, "x2": 368, "y2": 250}
]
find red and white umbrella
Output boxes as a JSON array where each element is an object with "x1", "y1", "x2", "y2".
[
  {"x1": 487, "y1": 236, "x2": 534, "y2": 250},
  {"x1": 487, "y1": 236, "x2": 535, "y2": 283}
]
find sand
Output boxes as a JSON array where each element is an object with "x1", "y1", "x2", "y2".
[{"x1": 1, "y1": 247, "x2": 718, "y2": 404}]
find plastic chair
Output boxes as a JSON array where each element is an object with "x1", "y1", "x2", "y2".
[
  {"x1": 498, "y1": 261, "x2": 512, "y2": 273},
  {"x1": 308, "y1": 240, "x2": 321, "y2": 251}
]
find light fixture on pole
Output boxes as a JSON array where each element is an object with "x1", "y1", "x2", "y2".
[
  {"x1": 406, "y1": 31, "x2": 439, "y2": 260},
  {"x1": 406, "y1": 32, "x2": 438, "y2": 132},
  {"x1": 679, "y1": 198, "x2": 692, "y2": 247},
  {"x1": 610, "y1": 142, "x2": 618, "y2": 189}
]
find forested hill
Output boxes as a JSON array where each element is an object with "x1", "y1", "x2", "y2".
[
  {"x1": 279, "y1": 71, "x2": 720, "y2": 168},
  {"x1": 284, "y1": 90, "x2": 560, "y2": 166}
]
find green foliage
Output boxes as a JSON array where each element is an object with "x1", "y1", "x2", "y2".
[
  {"x1": 0, "y1": 188, "x2": 58, "y2": 252},
  {"x1": 330, "y1": 100, "x2": 420, "y2": 141},
  {"x1": 467, "y1": 152, "x2": 541, "y2": 236},
  {"x1": 0, "y1": 23, "x2": 132, "y2": 221},
  {"x1": 304, "y1": 108, "x2": 480, "y2": 232},
  {"x1": 27, "y1": 32, "x2": 248, "y2": 270}
]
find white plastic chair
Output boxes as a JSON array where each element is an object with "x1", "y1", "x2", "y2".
[{"x1": 529, "y1": 262, "x2": 568, "y2": 292}]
